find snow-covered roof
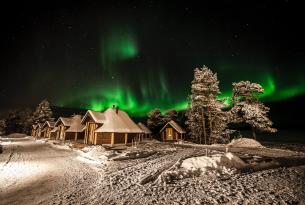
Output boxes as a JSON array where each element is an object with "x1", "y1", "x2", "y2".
[
  {"x1": 81, "y1": 110, "x2": 105, "y2": 124},
  {"x1": 38, "y1": 123, "x2": 44, "y2": 128},
  {"x1": 32, "y1": 124, "x2": 37, "y2": 129},
  {"x1": 160, "y1": 120, "x2": 186, "y2": 134},
  {"x1": 66, "y1": 115, "x2": 85, "y2": 133},
  {"x1": 137, "y1": 122, "x2": 152, "y2": 134},
  {"x1": 94, "y1": 108, "x2": 143, "y2": 133},
  {"x1": 55, "y1": 117, "x2": 73, "y2": 127},
  {"x1": 43, "y1": 121, "x2": 55, "y2": 129},
  {"x1": 50, "y1": 127, "x2": 58, "y2": 132}
]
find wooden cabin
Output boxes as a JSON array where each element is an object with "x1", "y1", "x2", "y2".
[
  {"x1": 81, "y1": 110, "x2": 105, "y2": 144},
  {"x1": 41, "y1": 121, "x2": 55, "y2": 138},
  {"x1": 31, "y1": 124, "x2": 38, "y2": 137},
  {"x1": 81, "y1": 107, "x2": 143, "y2": 146},
  {"x1": 55, "y1": 117, "x2": 73, "y2": 140},
  {"x1": 65, "y1": 115, "x2": 85, "y2": 141},
  {"x1": 160, "y1": 120, "x2": 186, "y2": 142},
  {"x1": 36, "y1": 123, "x2": 44, "y2": 138},
  {"x1": 137, "y1": 122, "x2": 152, "y2": 140}
]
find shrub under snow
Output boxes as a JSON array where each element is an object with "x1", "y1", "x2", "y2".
[{"x1": 228, "y1": 138, "x2": 264, "y2": 148}]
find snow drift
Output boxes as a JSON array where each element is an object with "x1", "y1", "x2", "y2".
[
  {"x1": 228, "y1": 138, "x2": 264, "y2": 148},
  {"x1": 158, "y1": 152, "x2": 246, "y2": 184},
  {"x1": 80, "y1": 146, "x2": 117, "y2": 163},
  {"x1": 7, "y1": 133, "x2": 27, "y2": 138},
  {"x1": 181, "y1": 152, "x2": 246, "y2": 174}
]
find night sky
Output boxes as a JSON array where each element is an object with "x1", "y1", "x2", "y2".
[{"x1": 1, "y1": 0, "x2": 304, "y2": 116}]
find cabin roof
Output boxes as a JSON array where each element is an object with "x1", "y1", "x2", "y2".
[
  {"x1": 38, "y1": 123, "x2": 44, "y2": 128},
  {"x1": 32, "y1": 124, "x2": 37, "y2": 129},
  {"x1": 66, "y1": 115, "x2": 85, "y2": 132},
  {"x1": 94, "y1": 108, "x2": 143, "y2": 133},
  {"x1": 81, "y1": 110, "x2": 105, "y2": 124},
  {"x1": 160, "y1": 120, "x2": 186, "y2": 134},
  {"x1": 50, "y1": 127, "x2": 58, "y2": 132},
  {"x1": 55, "y1": 117, "x2": 73, "y2": 127},
  {"x1": 43, "y1": 121, "x2": 55, "y2": 128},
  {"x1": 137, "y1": 122, "x2": 152, "y2": 134}
]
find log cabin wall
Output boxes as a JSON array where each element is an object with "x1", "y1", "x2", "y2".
[
  {"x1": 77, "y1": 132, "x2": 85, "y2": 140},
  {"x1": 127, "y1": 133, "x2": 137, "y2": 143},
  {"x1": 95, "y1": 132, "x2": 111, "y2": 144},
  {"x1": 50, "y1": 132, "x2": 57, "y2": 139},
  {"x1": 114, "y1": 133, "x2": 125, "y2": 144},
  {"x1": 65, "y1": 132, "x2": 75, "y2": 140}
]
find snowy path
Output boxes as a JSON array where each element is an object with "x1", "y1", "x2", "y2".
[{"x1": 0, "y1": 137, "x2": 100, "y2": 205}]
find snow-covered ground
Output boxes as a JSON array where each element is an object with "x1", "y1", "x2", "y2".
[{"x1": 1, "y1": 136, "x2": 305, "y2": 204}]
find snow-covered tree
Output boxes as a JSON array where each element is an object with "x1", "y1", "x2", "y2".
[
  {"x1": 0, "y1": 119, "x2": 6, "y2": 136},
  {"x1": 163, "y1": 109, "x2": 178, "y2": 124},
  {"x1": 186, "y1": 66, "x2": 229, "y2": 144},
  {"x1": 33, "y1": 100, "x2": 53, "y2": 124},
  {"x1": 147, "y1": 109, "x2": 164, "y2": 135},
  {"x1": 231, "y1": 81, "x2": 277, "y2": 139}
]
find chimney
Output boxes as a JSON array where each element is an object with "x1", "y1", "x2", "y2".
[
  {"x1": 112, "y1": 104, "x2": 115, "y2": 109},
  {"x1": 116, "y1": 106, "x2": 119, "y2": 114}
]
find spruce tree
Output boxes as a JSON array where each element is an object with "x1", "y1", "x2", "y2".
[
  {"x1": 147, "y1": 109, "x2": 164, "y2": 135},
  {"x1": 33, "y1": 100, "x2": 53, "y2": 124},
  {"x1": 163, "y1": 109, "x2": 178, "y2": 124}
]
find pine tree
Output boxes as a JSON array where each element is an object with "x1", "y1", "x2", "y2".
[
  {"x1": 163, "y1": 109, "x2": 178, "y2": 124},
  {"x1": 147, "y1": 109, "x2": 164, "y2": 135},
  {"x1": 186, "y1": 66, "x2": 229, "y2": 144},
  {"x1": 33, "y1": 100, "x2": 53, "y2": 124},
  {"x1": 231, "y1": 81, "x2": 277, "y2": 139}
]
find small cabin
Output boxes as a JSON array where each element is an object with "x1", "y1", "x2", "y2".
[
  {"x1": 160, "y1": 120, "x2": 186, "y2": 142},
  {"x1": 55, "y1": 117, "x2": 73, "y2": 140},
  {"x1": 81, "y1": 110, "x2": 105, "y2": 144},
  {"x1": 36, "y1": 123, "x2": 44, "y2": 138},
  {"x1": 41, "y1": 121, "x2": 55, "y2": 138},
  {"x1": 65, "y1": 115, "x2": 85, "y2": 141},
  {"x1": 81, "y1": 107, "x2": 144, "y2": 146},
  {"x1": 137, "y1": 122, "x2": 152, "y2": 140}
]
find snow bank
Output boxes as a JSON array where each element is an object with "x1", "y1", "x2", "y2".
[
  {"x1": 7, "y1": 133, "x2": 27, "y2": 138},
  {"x1": 228, "y1": 138, "x2": 264, "y2": 148},
  {"x1": 49, "y1": 141, "x2": 72, "y2": 150},
  {"x1": 159, "y1": 152, "x2": 246, "y2": 184},
  {"x1": 80, "y1": 146, "x2": 117, "y2": 163},
  {"x1": 181, "y1": 152, "x2": 246, "y2": 175},
  {"x1": 112, "y1": 150, "x2": 156, "y2": 161}
]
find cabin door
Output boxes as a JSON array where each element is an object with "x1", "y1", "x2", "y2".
[
  {"x1": 88, "y1": 123, "x2": 96, "y2": 144},
  {"x1": 166, "y1": 128, "x2": 173, "y2": 140}
]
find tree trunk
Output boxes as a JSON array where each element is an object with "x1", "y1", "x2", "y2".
[
  {"x1": 201, "y1": 110, "x2": 207, "y2": 144},
  {"x1": 252, "y1": 126, "x2": 256, "y2": 140},
  {"x1": 208, "y1": 113, "x2": 213, "y2": 144}
]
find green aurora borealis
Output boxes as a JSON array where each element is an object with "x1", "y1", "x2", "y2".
[
  {"x1": 55, "y1": 27, "x2": 305, "y2": 116},
  {"x1": 1, "y1": 1, "x2": 305, "y2": 117}
]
